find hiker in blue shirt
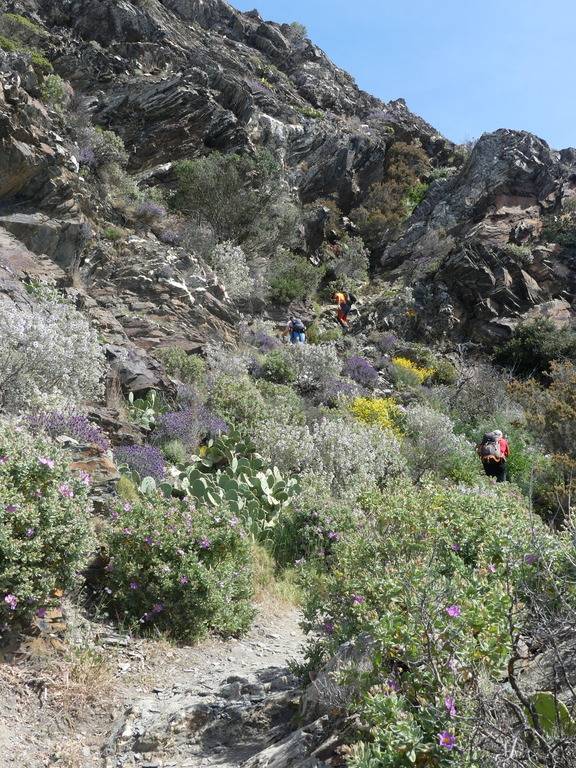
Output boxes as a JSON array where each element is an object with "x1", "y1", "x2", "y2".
[{"x1": 283, "y1": 317, "x2": 306, "y2": 344}]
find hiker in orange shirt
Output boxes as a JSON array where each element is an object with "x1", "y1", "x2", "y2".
[{"x1": 332, "y1": 290, "x2": 356, "y2": 330}]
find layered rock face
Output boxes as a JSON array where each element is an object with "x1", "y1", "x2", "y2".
[
  {"x1": 0, "y1": 0, "x2": 575, "y2": 364},
  {"x1": 380, "y1": 130, "x2": 576, "y2": 342}
]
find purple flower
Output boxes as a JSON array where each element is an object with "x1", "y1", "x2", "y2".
[
  {"x1": 377, "y1": 333, "x2": 398, "y2": 354},
  {"x1": 385, "y1": 677, "x2": 400, "y2": 693},
  {"x1": 157, "y1": 228, "x2": 182, "y2": 246},
  {"x1": 4, "y1": 504, "x2": 19, "y2": 513},
  {"x1": 343, "y1": 355, "x2": 380, "y2": 388},
  {"x1": 144, "y1": 535, "x2": 154, "y2": 546},
  {"x1": 115, "y1": 445, "x2": 166, "y2": 481},
  {"x1": 320, "y1": 377, "x2": 360, "y2": 406},
  {"x1": 179, "y1": 575, "x2": 189, "y2": 585},
  {"x1": 25, "y1": 528, "x2": 35, "y2": 539},
  {"x1": 27, "y1": 412, "x2": 110, "y2": 452},
  {"x1": 58, "y1": 483, "x2": 74, "y2": 499},
  {"x1": 135, "y1": 201, "x2": 167, "y2": 222},
  {"x1": 152, "y1": 602, "x2": 164, "y2": 614},
  {"x1": 78, "y1": 470, "x2": 91, "y2": 486},
  {"x1": 152, "y1": 406, "x2": 227, "y2": 448},
  {"x1": 327, "y1": 530, "x2": 340, "y2": 541},
  {"x1": 3, "y1": 594, "x2": 18, "y2": 611},
  {"x1": 38, "y1": 457, "x2": 55, "y2": 470},
  {"x1": 451, "y1": 543, "x2": 461, "y2": 552},
  {"x1": 446, "y1": 605, "x2": 462, "y2": 618},
  {"x1": 445, "y1": 696, "x2": 457, "y2": 717},
  {"x1": 129, "y1": 581, "x2": 139, "y2": 590},
  {"x1": 36, "y1": 607, "x2": 47, "y2": 619},
  {"x1": 323, "y1": 620, "x2": 334, "y2": 635},
  {"x1": 123, "y1": 528, "x2": 133, "y2": 536},
  {"x1": 352, "y1": 595, "x2": 366, "y2": 605},
  {"x1": 0, "y1": 455, "x2": 8, "y2": 465},
  {"x1": 104, "y1": 561, "x2": 114, "y2": 573},
  {"x1": 229, "y1": 517, "x2": 239, "y2": 528},
  {"x1": 524, "y1": 553, "x2": 539, "y2": 566},
  {"x1": 447, "y1": 658, "x2": 459, "y2": 673},
  {"x1": 438, "y1": 731, "x2": 457, "y2": 750},
  {"x1": 122, "y1": 503, "x2": 132, "y2": 512},
  {"x1": 488, "y1": 564, "x2": 497, "y2": 574},
  {"x1": 110, "y1": 511, "x2": 119, "y2": 521},
  {"x1": 198, "y1": 537, "x2": 212, "y2": 550}
]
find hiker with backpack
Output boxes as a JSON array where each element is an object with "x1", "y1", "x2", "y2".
[
  {"x1": 283, "y1": 317, "x2": 306, "y2": 344},
  {"x1": 332, "y1": 290, "x2": 357, "y2": 330},
  {"x1": 477, "y1": 429, "x2": 510, "y2": 483}
]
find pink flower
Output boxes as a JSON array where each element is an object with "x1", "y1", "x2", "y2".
[
  {"x1": 58, "y1": 483, "x2": 74, "y2": 499},
  {"x1": 445, "y1": 696, "x2": 457, "y2": 717},
  {"x1": 0, "y1": 455, "x2": 8, "y2": 464},
  {"x1": 229, "y1": 517, "x2": 239, "y2": 527},
  {"x1": 438, "y1": 731, "x2": 457, "y2": 750},
  {"x1": 179, "y1": 575, "x2": 189, "y2": 585},
  {"x1": 198, "y1": 537, "x2": 211, "y2": 550},
  {"x1": 4, "y1": 594, "x2": 18, "y2": 611},
  {"x1": 488, "y1": 564, "x2": 497, "y2": 574},
  {"x1": 352, "y1": 594, "x2": 366, "y2": 605},
  {"x1": 78, "y1": 470, "x2": 91, "y2": 486},
  {"x1": 327, "y1": 530, "x2": 340, "y2": 541},
  {"x1": 451, "y1": 543, "x2": 461, "y2": 552},
  {"x1": 446, "y1": 604, "x2": 462, "y2": 618},
  {"x1": 38, "y1": 457, "x2": 55, "y2": 470},
  {"x1": 123, "y1": 503, "x2": 133, "y2": 512},
  {"x1": 5, "y1": 504, "x2": 19, "y2": 513}
]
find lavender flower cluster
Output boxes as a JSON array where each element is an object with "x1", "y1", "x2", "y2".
[
  {"x1": 115, "y1": 445, "x2": 166, "y2": 481},
  {"x1": 26, "y1": 412, "x2": 110, "y2": 451},
  {"x1": 153, "y1": 406, "x2": 227, "y2": 448},
  {"x1": 343, "y1": 355, "x2": 380, "y2": 388}
]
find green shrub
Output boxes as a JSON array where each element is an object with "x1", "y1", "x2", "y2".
[
  {"x1": 542, "y1": 215, "x2": 576, "y2": 247},
  {"x1": 209, "y1": 375, "x2": 267, "y2": 432},
  {"x1": 40, "y1": 73, "x2": 67, "y2": 109},
  {"x1": 155, "y1": 347, "x2": 206, "y2": 386},
  {"x1": 0, "y1": 35, "x2": 17, "y2": 53},
  {"x1": 258, "y1": 350, "x2": 296, "y2": 384},
  {"x1": 501, "y1": 243, "x2": 533, "y2": 264},
  {"x1": 306, "y1": 323, "x2": 342, "y2": 344},
  {"x1": 161, "y1": 439, "x2": 188, "y2": 466},
  {"x1": 495, "y1": 319, "x2": 576, "y2": 378},
  {"x1": 103, "y1": 226, "x2": 123, "y2": 241},
  {"x1": 103, "y1": 496, "x2": 254, "y2": 641},
  {"x1": 1, "y1": 13, "x2": 48, "y2": 38},
  {"x1": 429, "y1": 358, "x2": 458, "y2": 386},
  {"x1": 172, "y1": 150, "x2": 280, "y2": 241},
  {"x1": 0, "y1": 35, "x2": 52, "y2": 74},
  {"x1": 0, "y1": 423, "x2": 91, "y2": 629},
  {"x1": 300, "y1": 481, "x2": 570, "y2": 766},
  {"x1": 298, "y1": 105, "x2": 324, "y2": 119},
  {"x1": 268, "y1": 250, "x2": 324, "y2": 304},
  {"x1": 255, "y1": 380, "x2": 306, "y2": 426}
]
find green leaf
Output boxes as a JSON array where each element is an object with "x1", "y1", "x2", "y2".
[{"x1": 529, "y1": 691, "x2": 576, "y2": 735}]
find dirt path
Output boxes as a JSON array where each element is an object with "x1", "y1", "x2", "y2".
[{"x1": 0, "y1": 608, "x2": 305, "y2": 768}]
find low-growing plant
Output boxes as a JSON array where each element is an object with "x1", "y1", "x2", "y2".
[
  {"x1": 207, "y1": 241, "x2": 255, "y2": 301},
  {"x1": 102, "y1": 226, "x2": 123, "y2": 241},
  {"x1": 103, "y1": 496, "x2": 254, "y2": 641},
  {"x1": 115, "y1": 444, "x2": 166, "y2": 482},
  {"x1": 152, "y1": 405, "x2": 227, "y2": 449},
  {"x1": 287, "y1": 343, "x2": 342, "y2": 391},
  {"x1": 429, "y1": 358, "x2": 458, "y2": 386},
  {"x1": 255, "y1": 380, "x2": 306, "y2": 426},
  {"x1": 0, "y1": 424, "x2": 91, "y2": 630},
  {"x1": 257, "y1": 350, "x2": 296, "y2": 384},
  {"x1": 26, "y1": 412, "x2": 110, "y2": 452},
  {"x1": 349, "y1": 397, "x2": 402, "y2": 434},
  {"x1": 253, "y1": 419, "x2": 314, "y2": 474},
  {"x1": 343, "y1": 356, "x2": 380, "y2": 389},
  {"x1": 209, "y1": 375, "x2": 267, "y2": 432},
  {"x1": 40, "y1": 73, "x2": 68, "y2": 109},
  {"x1": 155, "y1": 347, "x2": 206, "y2": 386},
  {"x1": 392, "y1": 356, "x2": 434, "y2": 385}
]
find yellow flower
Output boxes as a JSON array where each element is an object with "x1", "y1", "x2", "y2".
[
  {"x1": 392, "y1": 357, "x2": 434, "y2": 384},
  {"x1": 349, "y1": 396, "x2": 403, "y2": 435}
]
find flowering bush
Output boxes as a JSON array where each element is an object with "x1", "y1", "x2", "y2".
[
  {"x1": 208, "y1": 241, "x2": 255, "y2": 301},
  {"x1": 76, "y1": 126, "x2": 128, "y2": 169},
  {"x1": 310, "y1": 415, "x2": 406, "y2": 498},
  {"x1": 343, "y1": 356, "x2": 380, "y2": 388},
  {"x1": 152, "y1": 406, "x2": 227, "y2": 449},
  {"x1": 255, "y1": 381, "x2": 305, "y2": 426},
  {"x1": 301, "y1": 481, "x2": 570, "y2": 767},
  {"x1": 205, "y1": 343, "x2": 251, "y2": 378},
  {"x1": 0, "y1": 299, "x2": 105, "y2": 413},
  {"x1": 114, "y1": 445, "x2": 166, "y2": 482},
  {"x1": 349, "y1": 397, "x2": 402, "y2": 434},
  {"x1": 135, "y1": 200, "x2": 167, "y2": 224},
  {"x1": 318, "y1": 377, "x2": 362, "y2": 407},
  {"x1": 103, "y1": 496, "x2": 253, "y2": 641},
  {"x1": 26, "y1": 412, "x2": 110, "y2": 452},
  {"x1": 392, "y1": 356, "x2": 434, "y2": 385},
  {"x1": 0, "y1": 423, "x2": 91, "y2": 630},
  {"x1": 287, "y1": 343, "x2": 342, "y2": 392}
]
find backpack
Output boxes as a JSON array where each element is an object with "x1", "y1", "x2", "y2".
[
  {"x1": 346, "y1": 292, "x2": 358, "y2": 306},
  {"x1": 479, "y1": 433, "x2": 502, "y2": 462},
  {"x1": 291, "y1": 318, "x2": 306, "y2": 333}
]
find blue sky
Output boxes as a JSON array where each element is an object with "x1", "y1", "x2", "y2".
[{"x1": 234, "y1": 0, "x2": 574, "y2": 149}]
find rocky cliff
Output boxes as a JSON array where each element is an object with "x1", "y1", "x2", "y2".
[{"x1": 1, "y1": 0, "x2": 575, "y2": 373}]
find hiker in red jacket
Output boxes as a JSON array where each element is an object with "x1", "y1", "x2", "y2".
[{"x1": 477, "y1": 429, "x2": 509, "y2": 483}]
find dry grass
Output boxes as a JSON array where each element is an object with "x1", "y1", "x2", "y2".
[{"x1": 251, "y1": 543, "x2": 301, "y2": 609}]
